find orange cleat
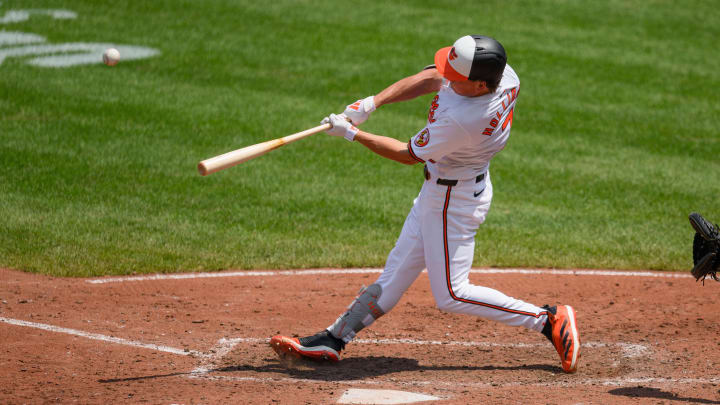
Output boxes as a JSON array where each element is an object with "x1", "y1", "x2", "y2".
[
  {"x1": 544, "y1": 305, "x2": 580, "y2": 373},
  {"x1": 269, "y1": 330, "x2": 344, "y2": 362}
]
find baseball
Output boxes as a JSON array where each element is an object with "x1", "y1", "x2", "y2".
[{"x1": 103, "y1": 48, "x2": 120, "y2": 66}]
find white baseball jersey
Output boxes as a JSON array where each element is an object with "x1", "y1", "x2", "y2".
[
  {"x1": 408, "y1": 65, "x2": 520, "y2": 181},
  {"x1": 329, "y1": 64, "x2": 550, "y2": 342}
]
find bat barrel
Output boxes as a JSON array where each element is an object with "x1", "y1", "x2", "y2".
[
  {"x1": 198, "y1": 140, "x2": 278, "y2": 176},
  {"x1": 197, "y1": 123, "x2": 331, "y2": 176}
]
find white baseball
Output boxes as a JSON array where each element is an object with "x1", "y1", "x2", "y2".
[{"x1": 103, "y1": 48, "x2": 120, "y2": 66}]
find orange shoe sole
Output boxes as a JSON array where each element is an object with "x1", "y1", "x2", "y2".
[
  {"x1": 269, "y1": 335, "x2": 340, "y2": 362},
  {"x1": 554, "y1": 305, "x2": 580, "y2": 373}
]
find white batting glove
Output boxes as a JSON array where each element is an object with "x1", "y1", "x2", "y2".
[
  {"x1": 321, "y1": 113, "x2": 359, "y2": 141},
  {"x1": 343, "y1": 95, "x2": 376, "y2": 125}
]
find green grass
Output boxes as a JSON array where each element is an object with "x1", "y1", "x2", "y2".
[{"x1": 1, "y1": 0, "x2": 718, "y2": 276}]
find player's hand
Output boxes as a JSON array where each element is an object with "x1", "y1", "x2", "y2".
[
  {"x1": 322, "y1": 113, "x2": 359, "y2": 141},
  {"x1": 343, "y1": 95, "x2": 376, "y2": 125}
]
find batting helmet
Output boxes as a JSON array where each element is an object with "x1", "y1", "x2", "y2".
[{"x1": 434, "y1": 35, "x2": 507, "y2": 83}]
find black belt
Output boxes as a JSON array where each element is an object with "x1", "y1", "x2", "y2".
[{"x1": 424, "y1": 165, "x2": 485, "y2": 186}]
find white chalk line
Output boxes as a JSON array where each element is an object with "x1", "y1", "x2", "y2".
[
  {"x1": 9, "y1": 318, "x2": 639, "y2": 368},
  {"x1": 191, "y1": 337, "x2": 240, "y2": 375},
  {"x1": 206, "y1": 337, "x2": 648, "y2": 358},
  {"x1": 0, "y1": 318, "x2": 696, "y2": 391},
  {"x1": 86, "y1": 269, "x2": 382, "y2": 284},
  {"x1": 188, "y1": 336, "x2": 650, "y2": 381},
  {"x1": 0, "y1": 316, "x2": 202, "y2": 357},
  {"x1": 85, "y1": 268, "x2": 691, "y2": 284}
]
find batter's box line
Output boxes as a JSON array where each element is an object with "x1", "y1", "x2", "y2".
[
  {"x1": 0, "y1": 316, "x2": 665, "y2": 390},
  {"x1": 191, "y1": 337, "x2": 240, "y2": 376},
  {"x1": 0, "y1": 316, "x2": 204, "y2": 357},
  {"x1": 189, "y1": 336, "x2": 652, "y2": 378}
]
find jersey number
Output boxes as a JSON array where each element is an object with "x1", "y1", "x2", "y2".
[
  {"x1": 482, "y1": 107, "x2": 514, "y2": 136},
  {"x1": 501, "y1": 107, "x2": 514, "y2": 131}
]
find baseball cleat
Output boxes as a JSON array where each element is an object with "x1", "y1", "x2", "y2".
[
  {"x1": 269, "y1": 330, "x2": 345, "y2": 362},
  {"x1": 543, "y1": 305, "x2": 580, "y2": 373}
]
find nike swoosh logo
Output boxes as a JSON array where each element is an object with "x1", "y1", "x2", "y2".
[{"x1": 474, "y1": 189, "x2": 485, "y2": 197}]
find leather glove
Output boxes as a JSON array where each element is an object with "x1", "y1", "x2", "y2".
[
  {"x1": 689, "y1": 212, "x2": 720, "y2": 284},
  {"x1": 321, "y1": 113, "x2": 359, "y2": 141},
  {"x1": 343, "y1": 95, "x2": 376, "y2": 125}
]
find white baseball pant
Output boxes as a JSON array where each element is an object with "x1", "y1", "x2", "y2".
[{"x1": 346, "y1": 172, "x2": 549, "y2": 336}]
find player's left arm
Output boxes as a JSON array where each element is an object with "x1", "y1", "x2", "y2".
[
  {"x1": 373, "y1": 67, "x2": 443, "y2": 108},
  {"x1": 344, "y1": 67, "x2": 443, "y2": 125},
  {"x1": 322, "y1": 114, "x2": 416, "y2": 165}
]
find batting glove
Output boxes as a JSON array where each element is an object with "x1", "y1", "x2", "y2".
[
  {"x1": 343, "y1": 95, "x2": 376, "y2": 125},
  {"x1": 322, "y1": 113, "x2": 359, "y2": 141}
]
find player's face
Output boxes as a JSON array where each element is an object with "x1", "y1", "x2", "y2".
[{"x1": 450, "y1": 80, "x2": 489, "y2": 97}]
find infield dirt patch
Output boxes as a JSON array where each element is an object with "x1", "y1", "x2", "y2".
[{"x1": 1, "y1": 268, "x2": 719, "y2": 404}]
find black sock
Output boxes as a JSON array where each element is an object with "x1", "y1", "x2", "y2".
[
  {"x1": 541, "y1": 305, "x2": 555, "y2": 342},
  {"x1": 541, "y1": 320, "x2": 552, "y2": 342}
]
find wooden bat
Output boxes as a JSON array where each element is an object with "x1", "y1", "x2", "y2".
[{"x1": 197, "y1": 123, "x2": 331, "y2": 176}]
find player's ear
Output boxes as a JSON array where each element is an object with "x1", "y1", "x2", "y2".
[{"x1": 476, "y1": 80, "x2": 488, "y2": 92}]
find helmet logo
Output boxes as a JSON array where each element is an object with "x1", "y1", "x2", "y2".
[{"x1": 448, "y1": 47, "x2": 457, "y2": 61}]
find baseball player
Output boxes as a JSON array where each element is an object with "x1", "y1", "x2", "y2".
[{"x1": 270, "y1": 35, "x2": 581, "y2": 373}]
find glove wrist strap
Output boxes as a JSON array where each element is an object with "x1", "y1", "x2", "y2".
[
  {"x1": 363, "y1": 95, "x2": 377, "y2": 113},
  {"x1": 345, "y1": 126, "x2": 359, "y2": 141}
]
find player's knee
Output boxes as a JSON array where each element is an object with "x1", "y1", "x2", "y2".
[
  {"x1": 434, "y1": 294, "x2": 458, "y2": 313},
  {"x1": 432, "y1": 283, "x2": 470, "y2": 313}
]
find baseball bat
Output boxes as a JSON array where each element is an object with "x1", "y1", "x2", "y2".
[{"x1": 197, "y1": 123, "x2": 331, "y2": 176}]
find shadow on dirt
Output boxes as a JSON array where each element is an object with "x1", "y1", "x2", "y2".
[
  {"x1": 609, "y1": 387, "x2": 720, "y2": 404},
  {"x1": 97, "y1": 356, "x2": 561, "y2": 384},
  {"x1": 213, "y1": 356, "x2": 561, "y2": 381}
]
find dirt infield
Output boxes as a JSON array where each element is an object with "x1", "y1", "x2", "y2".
[{"x1": 1, "y1": 267, "x2": 719, "y2": 404}]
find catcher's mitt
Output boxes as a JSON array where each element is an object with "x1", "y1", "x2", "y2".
[{"x1": 689, "y1": 212, "x2": 720, "y2": 284}]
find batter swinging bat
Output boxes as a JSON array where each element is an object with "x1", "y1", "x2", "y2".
[{"x1": 197, "y1": 123, "x2": 331, "y2": 176}]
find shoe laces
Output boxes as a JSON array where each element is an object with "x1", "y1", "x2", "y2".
[{"x1": 299, "y1": 330, "x2": 345, "y2": 351}]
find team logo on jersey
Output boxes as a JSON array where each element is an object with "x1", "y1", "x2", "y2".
[{"x1": 415, "y1": 128, "x2": 430, "y2": 147}]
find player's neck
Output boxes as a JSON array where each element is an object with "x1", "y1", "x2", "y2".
[{"x1": 450, "y1": 81, "x2": 491, "y2": 97}]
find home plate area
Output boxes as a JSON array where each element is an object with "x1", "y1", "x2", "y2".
[
  {"x1": 3, "y1": 268, "x2": 720, "y2": 403},
  {"x1": 176, "y1": 267, "x2": 720, "y2": 403}
]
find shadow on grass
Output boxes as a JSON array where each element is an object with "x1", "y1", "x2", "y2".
[{"x1": 609, "y1": 387, "x2": 720, "y2": 404}]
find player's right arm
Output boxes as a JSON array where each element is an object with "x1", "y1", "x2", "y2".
[
  {"x1": 343, "y1": 67, "x2": 443, "y2": 125},
  {"x1": 353, "y1": 130, "x2": 417, "y2": 165},
  {"x1": 322, "y1": 114, "x2": 417, "y2": 165}
]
